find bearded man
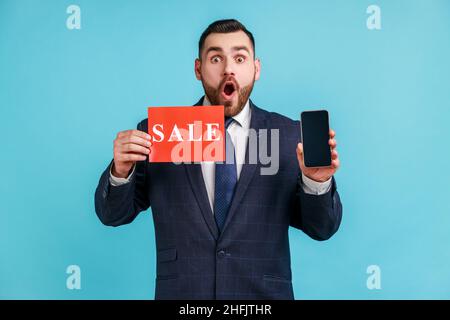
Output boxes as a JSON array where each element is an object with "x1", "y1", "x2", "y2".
[{"x1": 95, "y1": 19, "x2": 342, "y2": 300}]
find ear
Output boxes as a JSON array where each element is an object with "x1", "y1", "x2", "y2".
[
  {"x1": 254, "y1": 58, "x2": 261, "y2": 81},
  {"x1": 194, "y1": 59, "x2": 202, "y2": 80}
]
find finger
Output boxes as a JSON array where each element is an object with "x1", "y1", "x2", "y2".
[
  {"x1": 120, "y1": 143, "x2": 150, "y2": 155},
  {"x1": 296, "y1": 143, "x2": 305, "y2": 167},
  {"x1": 119, "y1": 129, "x2": 151, "y2": 140},
  {"x1": 121, "y1": 135, "x2": 152, "y2": 148},
  {"x1": 118, "y1": 153, "x2": 147, "y2": 162},
  {"x1": 296, "y1": 142, "x2": 303, "y2": 156},
  {"x1": 131, "y1": 129, "x2": 151, "y2": 140},
  {"x1": 331, "y1": 158, "x2": 340, "y2": 169},
  {"x1": 331, "y1": 149, "x2": 338, "y2": 160},
  {"x1": 329, "y1": 129, "x2": 335, "y2": 138},
  {"x1": 329, "y1": 138, "x2": 337, "y2": 149},
  {"x1": 117, "y1": 130, "x2": 152, "y2": 142}
]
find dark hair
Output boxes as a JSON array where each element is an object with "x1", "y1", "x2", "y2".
[{"x1": 198, "y1": 19, "x2": 255, "y2": 59}]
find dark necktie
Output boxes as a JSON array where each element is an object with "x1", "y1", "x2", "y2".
[{"x1": 214, "y1": 117, "x2": 237, "y2": 233}]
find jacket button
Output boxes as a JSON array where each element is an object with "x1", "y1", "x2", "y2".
[{"x1": 217, "y1": 250, "x2": 226, "y2": 258}]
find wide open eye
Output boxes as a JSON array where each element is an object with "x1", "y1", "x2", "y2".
[
  {"x1": 235, "y1": 56, "x2": 245, "y2": 63},
  {"x1": 211, "y1": 56, "x2": 222, "y2": 63}
]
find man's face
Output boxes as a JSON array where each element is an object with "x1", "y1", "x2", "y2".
[{"x1": 195, "y1": 31, "x2": 261, "y2": 117}]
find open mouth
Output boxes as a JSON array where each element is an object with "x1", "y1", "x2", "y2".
[{"x1": 222, "y1": 81, "x2": 236, "y2": 100}]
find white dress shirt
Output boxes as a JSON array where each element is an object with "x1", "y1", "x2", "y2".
[{"x1": 110, "y1": 98, "x2": 332, "y2": 212}]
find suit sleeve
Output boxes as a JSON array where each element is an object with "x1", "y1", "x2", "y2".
[
  {"x1": 94, "y1": 121, "x2": 151, "y2": 227},
  {"x1": 290, "y1": 174, "x2": 343, "y2": 240}
]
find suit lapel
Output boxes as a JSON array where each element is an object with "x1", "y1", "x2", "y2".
[
  {"x1": 183, "y1": 97, "x2": 219, "y2": 240},
  {"x1": 220, "y1": 100, "x2": 267, "y2": 236},
  {"x1": 184, "y1": 163, "x2": 219, "y2": 239}
]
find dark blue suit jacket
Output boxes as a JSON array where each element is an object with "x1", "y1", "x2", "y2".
[{"x1": 95, "y1": 98, "x2": 342, "y2": 300}]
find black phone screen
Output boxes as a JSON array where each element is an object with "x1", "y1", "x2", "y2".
[{"x1": 300, "y1": 110, "x2": 331, "y2": 167}]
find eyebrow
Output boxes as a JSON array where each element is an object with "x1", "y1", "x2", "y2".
[
  {"x1": 205, "y1": 46, "x2": 223, "y2": 56},
  {"x1": 205, "y1": 46, "x2": 251, "y2": 56},
  {"x1": 232, "y1": 46, "x2": 251, "y2": 54}
]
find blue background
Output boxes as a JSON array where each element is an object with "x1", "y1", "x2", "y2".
[{"x1": 1, "y1": 0, "x2": 449, "y2": 299}]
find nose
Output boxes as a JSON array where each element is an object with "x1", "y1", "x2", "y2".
[{"x1": 223, "y1": 59, "x2": 235, "y2": 77}]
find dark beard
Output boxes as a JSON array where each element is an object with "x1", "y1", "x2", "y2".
[{"x1": 202, "y1": 76, "x2": 255, "y2": 117}]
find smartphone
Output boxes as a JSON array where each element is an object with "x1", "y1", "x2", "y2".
[{"x1": 300, "y1": 110, "x2": 331, "y2": 168}]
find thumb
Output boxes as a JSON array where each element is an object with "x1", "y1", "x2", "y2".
[
  {"x1": 296, "y1": 142, "x2": 303, "y2": 156},
  {"x1": 296, "y1": 143, "x2": 304, "y2": 165}
]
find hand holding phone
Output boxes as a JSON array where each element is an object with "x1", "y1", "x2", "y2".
[{"x1": 300, "y1": 110, "x2": 332, "y2": 168}]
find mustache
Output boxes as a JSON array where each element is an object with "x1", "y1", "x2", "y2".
[{"x1": 219, "y1": 76, "x2": 240, "y2": 90}]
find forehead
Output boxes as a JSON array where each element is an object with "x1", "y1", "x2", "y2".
[{"x1": 203, "y1": 30, "x2": 253, "y2": 55}]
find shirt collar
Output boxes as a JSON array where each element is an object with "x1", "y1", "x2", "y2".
[{"x1": 202, "y1": 95, "x2": 251, "y2": 129}]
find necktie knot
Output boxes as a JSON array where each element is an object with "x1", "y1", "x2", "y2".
[{"x1": 225, "y1": 117, "x2": 234, "y2": 129}]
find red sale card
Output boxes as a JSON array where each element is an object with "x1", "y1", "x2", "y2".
[{"x1": 147, "y1": 105, "x2": 225, "y2": 163}]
